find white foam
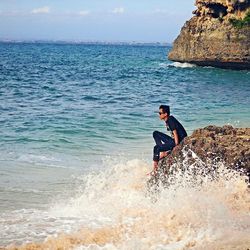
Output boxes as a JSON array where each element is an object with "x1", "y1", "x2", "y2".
[
  {"x1": 170, "y1": 62, "x2": 197, "y2": 68},
  {"x1": 159, "y1": 62, "x2": 197, "y2": 68},
  {"x1": 1, "y1": 156, "x2": 249, "y2": 249}
]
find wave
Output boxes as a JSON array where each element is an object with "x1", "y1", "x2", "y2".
[
  {"x1": 15, "y1": 153, "x2": 79, "y2": 169},
  {"x1": 159, "y1": 62, "x2": 197, "y2": 68},
  {"x1": 1, "y1": 187, "x2": 44, "y2": 194},
  {"x1": 2, "y1": 155, "x2": 250, "y2": 249}
]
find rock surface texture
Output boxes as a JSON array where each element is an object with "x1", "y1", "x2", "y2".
[
  {"x1": 148, "y1": 126, "x2": 250, "y2": 189},
  {"x1": 168, "y1": 0, "x2": 250, "y2": 69}
]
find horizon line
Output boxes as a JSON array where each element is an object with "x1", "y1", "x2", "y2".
[{"x1": 0, "y1": 38, "x2": 172, "y2": 46}]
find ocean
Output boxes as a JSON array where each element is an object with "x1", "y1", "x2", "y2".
[{"x1": 0, "y1": 42, "x2": 249, "y2": 249}]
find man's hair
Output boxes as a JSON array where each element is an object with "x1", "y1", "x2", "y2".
[{"x1": 159, "y1": 105, "x2": 170, "y2": 115}]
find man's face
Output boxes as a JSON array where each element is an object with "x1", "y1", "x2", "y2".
[{"x1": 158, "y1": 108, "x2": 167, "y2": 120}]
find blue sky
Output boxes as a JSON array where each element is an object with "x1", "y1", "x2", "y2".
[{"x1": 0, "y1": 0, "x2": 195, "y2": 42}]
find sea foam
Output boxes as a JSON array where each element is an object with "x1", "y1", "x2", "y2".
[
  {"x1": 159, "y1": 62, "x2": 197, "y2": 68},
  {"x1": 3, "y1": 154, "x2": 250, "y2": 250}
]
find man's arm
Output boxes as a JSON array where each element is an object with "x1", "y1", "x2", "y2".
[{"x1": 173, "y1": 129, "x2": 179, "y2": 146}]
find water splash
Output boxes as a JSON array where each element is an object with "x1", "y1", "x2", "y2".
[
  {"x1": 3, "y1": 155, "x2": 250, "y2": 250},
  {"x1": 159, "y1": 62, "x2": 197, "y2": 68}
]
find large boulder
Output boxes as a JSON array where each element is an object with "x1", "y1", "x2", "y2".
[
  {"x1": 168, "y1": 0, "x2": 250, "y2": 70},
  {"x1": 147, "y1": 125, "x2": 250, "y2": 190}
]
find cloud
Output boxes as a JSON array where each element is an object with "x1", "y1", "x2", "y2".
[
  {"x1": 31, "y1": 6, "x2": 50, "y2": 14},
  {"x1": 78, "y1": 10, "x2": 90, "y2": 16},
  {"x1": 112, "y1": 7, "x2": 125, "y2": 14},
  {"x1": 152, "y1": 9, "x2": 169, "y2": 14}
]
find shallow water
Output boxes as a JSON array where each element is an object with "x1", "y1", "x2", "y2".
[{"x1": 0, "y1": 42, "x2": 249, "y2": 248}]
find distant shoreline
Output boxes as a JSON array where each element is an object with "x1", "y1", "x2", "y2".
[{"x1": 0, "y1": 40, "x2": 172, "y2": 47}]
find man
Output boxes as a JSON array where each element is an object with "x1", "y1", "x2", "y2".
[{"x1": 152, "y1": 105, "x2": 187, "y2": 173}]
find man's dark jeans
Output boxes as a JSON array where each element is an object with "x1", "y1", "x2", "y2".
[{"x1": 153, "y1": 131, "x2": 175, "y2": 161}]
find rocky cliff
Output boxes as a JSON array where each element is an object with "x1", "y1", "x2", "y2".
[
  {"x1": 148, "y1": 125, "x2": 250, "y2": 190},
  {"x1": 168, "y1": 0, "x2": 250, "y2": 70}
]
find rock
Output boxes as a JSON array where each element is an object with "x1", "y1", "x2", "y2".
[
  {"x1": 168, "y1": 0, "x2": 250, "y2": 70},
  {"x1": 147, "y1": 126, "x2": 250, "y2": 190}
]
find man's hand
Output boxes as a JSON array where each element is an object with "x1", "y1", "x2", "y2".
[
  {"x1": 147, "y1": 161, "x2": 158, "y2": 176},
  {"x1": 172, "y1": 146, "x2": 178, "y2": 152}
]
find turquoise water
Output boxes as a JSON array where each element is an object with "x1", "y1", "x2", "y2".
[{"x1": 0, "y1": 43, "x2": 250, "y2": 246}]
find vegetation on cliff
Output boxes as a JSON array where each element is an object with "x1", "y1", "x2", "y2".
[{"x1": 229, "y1": 10, "x2": 250, "y2": 28}]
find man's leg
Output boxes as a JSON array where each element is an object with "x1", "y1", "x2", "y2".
[
  {"x1": 153, "y1": 131, "x2": 170, "y2": 145},
  {"x1": 152, "y1": 139, "x2": 175, "y2": 173},
  {"x1": 160, "y1": 151, "x2": 171, "y2": 159},
  {"x1": 153, "y1": 143, "x2": 174, "y2": 162},
  {"x1": 153, "y1": 131, "x2": 175, "y2": 159}
]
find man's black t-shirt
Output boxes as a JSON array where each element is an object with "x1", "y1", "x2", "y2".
[{"x1": 166, "y1": 115, "x2": 187, "y2": 142}]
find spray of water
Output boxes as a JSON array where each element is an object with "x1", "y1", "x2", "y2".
[{"x1": 4, "y1": 151, "x2": 250, "y2": 250}]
